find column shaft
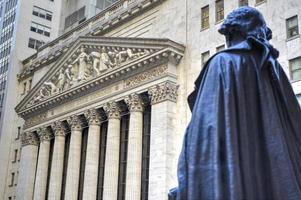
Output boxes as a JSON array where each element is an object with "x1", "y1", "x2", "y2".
[
  {"x1": 103, "y1": 101, "x2": 121, "y2": 200},
  {"x1": 125, "y1": 111, "x2": 143, "y2": 200},
  {"x1": 82, "y1": 124, "x2": 101, "y2": 199},
  {"x1": 103, "y1": 117, "x2": 121, "y2": 199},
  {"x1": 64, "y1": 129, "x2": 82, "y2": 200},
  {"x1": 33, "y1": 140, "x2": 50, "y2": 200},
  {"x1": 48, "y1": 136, "x2": 65, "y2": 200},
  {"x1": 16, "y1": 132, "x2": 39, "y2": 200}
]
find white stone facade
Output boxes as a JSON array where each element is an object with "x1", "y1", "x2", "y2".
[{"x1": 0, "y1": 0, "x2": 300, "y2": 199}]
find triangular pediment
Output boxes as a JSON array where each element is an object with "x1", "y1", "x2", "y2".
[{"x1": 15, "y1": 36, "x2": 185, "y2": 118}]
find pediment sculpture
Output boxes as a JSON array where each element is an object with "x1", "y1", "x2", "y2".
[{"x1": 28, "y1": 45, "x2": 151, "y2": 106}]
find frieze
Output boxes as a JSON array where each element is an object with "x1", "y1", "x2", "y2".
[
  {"x1": 125, "y1": 64, "x2": 168, "y2": 88},
  {"x1": 24, "y1": 112, "x2": 47, "y2": 129},
  {"x1": 148, "y1": 81, "x2": 179, "y2": 105},
  {"x1": 21, "y1": 131, "x2": 39, "y2": 147}
]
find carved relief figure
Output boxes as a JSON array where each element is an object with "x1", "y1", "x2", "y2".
[
  {"x1": 44, "y1": 81, "x2": 58, "y2": 94},
  {"x1": 73, "y1": 47, "x2": 89, "y2": 81},
  {"x1": 100, "y1": 47, "x2": 113, "y2": 69}
]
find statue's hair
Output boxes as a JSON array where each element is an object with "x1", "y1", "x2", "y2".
[{"x1": 218, "y1": 6, "x2": 272, "y2": 40}]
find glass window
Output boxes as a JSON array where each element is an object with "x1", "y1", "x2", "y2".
[
  {"x1": 32, "y1": 6, "x2": 52, "y2": 21},
  {"x1": 239, "y1": 0, "x2": 248, "y2": 6},
  {"x1": 286, "y1": 16, "x2": 299, "y2": 39},
  {"x1": 215, "y1": 0, "x2": 224, "y2": 22},
  {"x1": 216, "y1": 44, "x2": 225, "y2": 52},
  {"x1": 201, "y1": 5, "x2": 209, "y2": 29},
  {"x1": 296, "y1": 94, "x2": 301, "y2": 106},
  {"x1": 255, "y1": 0, "x2": 265, "y2": 4},
  {"x1": 201, "y1": 51, "x2": 210, "y2": 66},
  {"x1": 290, "y1": 57, "x2": 301, "y2": 81}
]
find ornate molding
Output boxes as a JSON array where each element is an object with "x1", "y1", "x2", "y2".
[
  {"x1": 148, "y1": 82, "x2": 179, "y2": 105},
  {"x1": 24, "y1": 112, "x2": 47, "y2": 129},
  {"x1": 37, "y1": 127, "x2": 53, "y2": 141},
  {"x1": 21, "y1": 131, "x2": 39, "y2": 147},
  {"x1": 124, "y1": 93, "x2": 144, "y2": 112},
  {"x1": 51, "y1": 121, "x2": 67, "y2": 137},
  {"x1": 104, "y1": 101, "x2": 121, "y2": 119},
  {"x1": 125, "y1": 64, "x2": 168, "y2": 88},
  {"x1": 67, "y1": 115, "x2": 83, "y2": 131},
  {"x1": 84, "y1": 109, "x2": 101, "y2": 125}
]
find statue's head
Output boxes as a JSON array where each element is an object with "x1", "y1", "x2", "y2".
[{"x1": 219, "y1": 6, "x2": 272, "y2": 47}]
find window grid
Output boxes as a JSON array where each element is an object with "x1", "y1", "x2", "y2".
[
  {"x1": 286, "y1": 15, "x2": 299, "y2": 39},
  {"x1": 289, "y1": 56, "x2": 301, "y2": 82},
  {"x1": 201, "y1": 6, "x2": 209, "y2": 30},
  {"x1": 215, "y1": 0, "x2": 224, "y2": 22},
  {"x1": 30, "y1": 22, "x2": 51, "y2": 37},
  {"x1": 32, "y1": 6, "x2": 52, "y2": 21}
]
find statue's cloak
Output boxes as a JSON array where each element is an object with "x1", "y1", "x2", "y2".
[{"x1": 176, "y1": 37, "x2": 301, "y2": 200}]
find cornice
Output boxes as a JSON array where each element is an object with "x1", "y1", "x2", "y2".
[{"x1": 16, "y1": 39, "x2": 184, "y2": 119}]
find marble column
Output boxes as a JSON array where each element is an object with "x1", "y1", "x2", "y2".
[
  {"x1": 147, "y1": 82, "x2": 178, "y2": 200},
  {"x1": 103, "y1": 101, "x2": 121, "y2": 200},
  {"x1": 16, "y1": 131, "x2": 39, "y2": 200},
  {"x1": 82, "y1": 109, "x2": 101, "y2": 199},
  {"x1": 48, "y1": 121, "x2": 67, "y2": 200},
  {"x1": 64, "y1": 115, "x2": 83, "y2": 200},
  {"x1": 124, "y1": 93, "x2": 144, "y2": 200},
  {"x1": 33, "y1": 127, "x2": 53, "y2": 200}
]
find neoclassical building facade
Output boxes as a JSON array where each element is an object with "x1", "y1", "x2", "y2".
[
  {"x1": 15, "y1": 36, "x2": 184, "y2": 200},
  {"x1": 0, "y1": 0, "x2": 300, "y2": 199}
]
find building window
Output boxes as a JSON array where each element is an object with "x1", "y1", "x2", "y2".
[
  {"x1": 201, "y1": 5, "x2": 209, "y2": 30},
  {"x1": 96, "y1": 0, "x2": 118, "y2": 10},
  {"x1": 255, "y1": 0, "x2": 265, "y2": 4},
  {"x1": 201, "y1": 51, "x2": 210, "y2": 66},
  {"x1": 117, "y1": 113, "x2": 129, "y2": 200},
  {"x1": 28, "y1": 38, "x2": 45, "y2": 50},
  {"x1": 239, "y1": 0, "x2": 248, "y2": 6},
  {"x1": 12, "y1": 149, "x2": 17, "y2": 163},
  {"x1": 64, "y1": 6, "x2": 86, "y2": 29},
  {"x1": 97, "y1": 120, "x2": 108, "y2": 200},
  {"x1": 286, "y1": 16, "x2": 299, "y2": 39},
  {"x1": 216, "y1": 44, "x2": 225, "y2": 52},
  {"x1": 215, "y1": 0, "x2": 224, "y2": 23},
  {"x1": 15, "y1": 127, "x2": 21, "y2": 140},
  {"x1": 289, "y1": 57, "x2": 301, "y2": 82},
  {"x1": 30, "y1": 22, "x2": 51, "y2": 37},
  {"x1": 9, "y1": 172, "x2": 15, "y2": 187},
  {"x1": 141, "y1": 104, "x2": 151, "y2": 200},
  {"x1": 32, "y1": 6, "x2": 52, "y2": 21}
]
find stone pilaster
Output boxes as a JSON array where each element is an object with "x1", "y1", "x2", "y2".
[
  {"x1": 48, "y1": 121, "x2": 67, "y2": 200},
  {"x1": 64, "y1": 115, "x2": 83, "y2": 200},
  {"x1": 103, "y1": 101, "x2": 121, "y2": 200},
  {"x1": 33, "y1": 127, "x2": 53, "y2": 200},
  {"x1": 147, "y1": 82, "x2": 178, "y2": 200},
  {"x1": 16, "y1": 131, "x2": 39, "y2": 200},
  {"x1": 124, "y1": 94, "x2": 144, "y2": 200},
  {"x1": 82, "y1": 109, "x2": 101, "y2": 200}
]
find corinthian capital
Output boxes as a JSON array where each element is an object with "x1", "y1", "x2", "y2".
[
  {"x1": 124, "y1": 93, "x2": 144, "y2": 112},
  {"x1": 51, "y1": 121, "x2": 67, "y2": 137},
  {"x1": 148, "y1": 82, "x2": 179, "y2": 105},
  {"x1": 67, "y1": 115, "x2": 83, "y2": 131},
  {"x1": 103, "y1": 101, "x2": 121, "y2": 119},
  {"x1": 84, "y1": 109, "x2": 101, "y2": 125},
  {"x1": 37, "y1": 127, "x2": 53, "y2": 141},
  {"x1": 21, "y1": 131, "x2": 39, "y2": 147}
]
